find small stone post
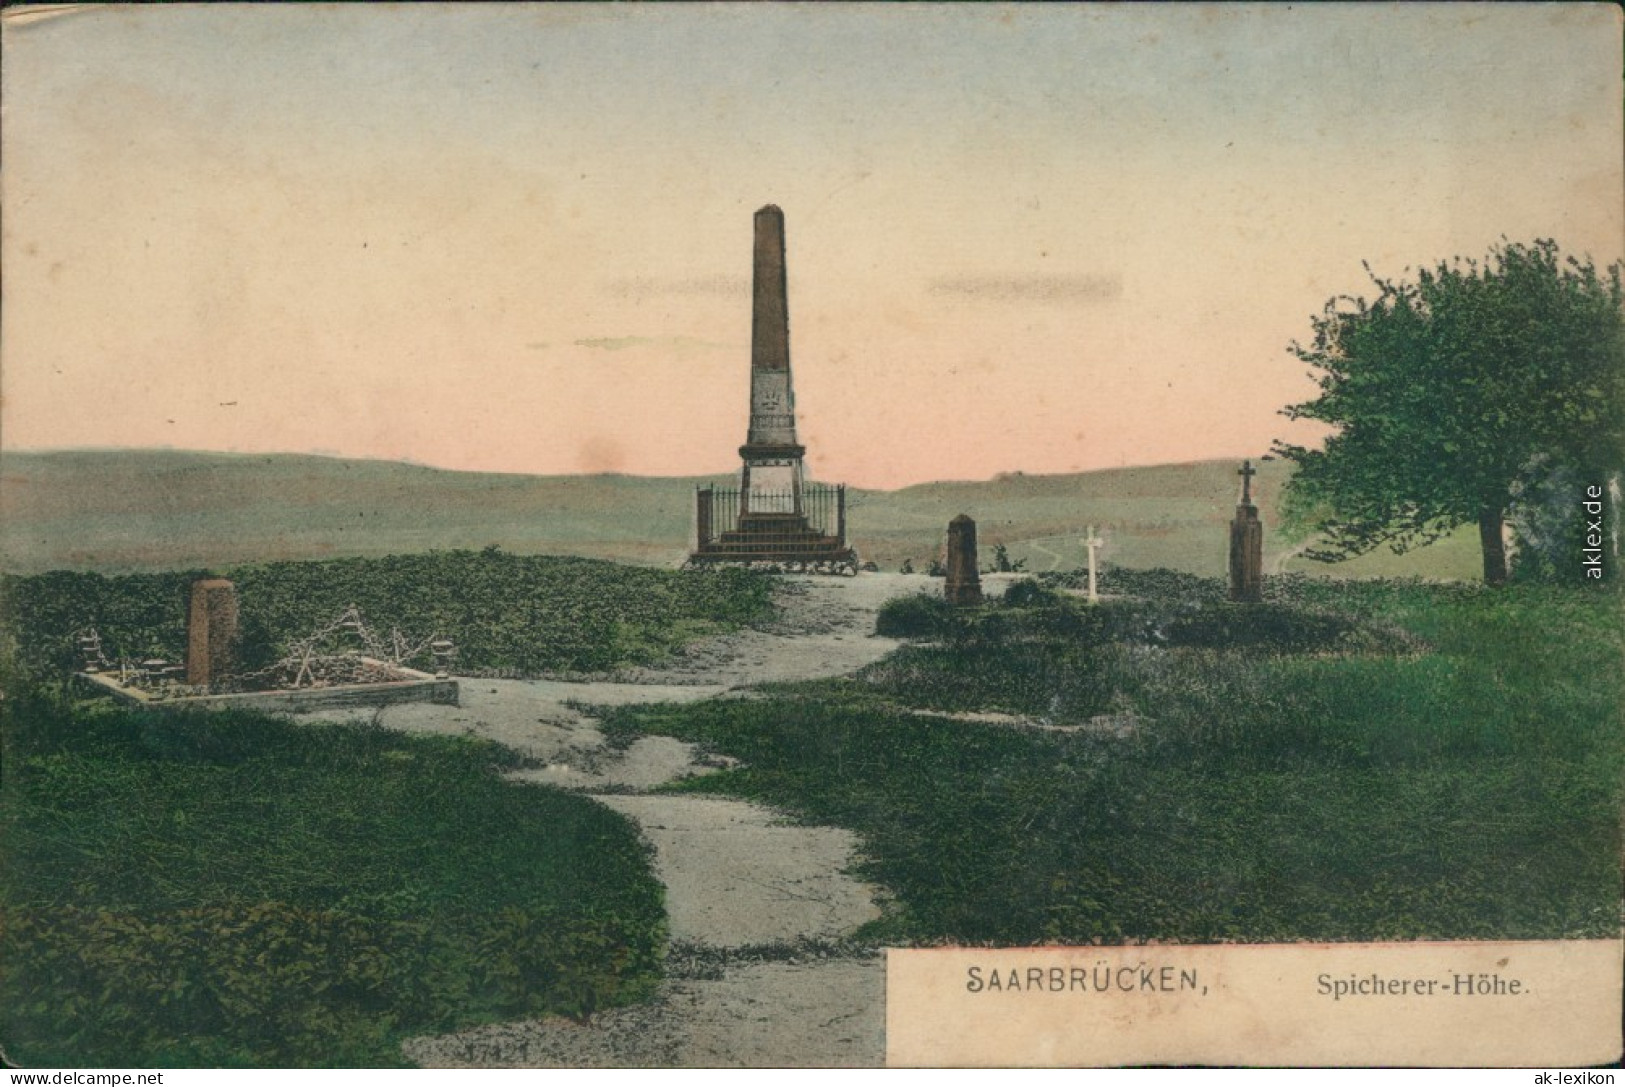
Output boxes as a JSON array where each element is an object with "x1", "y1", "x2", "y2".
[
  {"x1": 1084, "y1": 526, "x2": 1104, "y2": 602},
  {"x1": 1228, "y1": 461, "x2": 1264, "y2": 603},
  {"x1": 695, "y1": 486, "x2": 714, "y2": 549},
  {"x1": 945, "y1": 514, "x2": 983, "y2": 606},
  {"x1": 187, "y1": 578, "x2": 239, "y2": 687}
]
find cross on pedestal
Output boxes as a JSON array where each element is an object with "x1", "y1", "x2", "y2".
[
  {"x1": 1238, "y1": 459, "x2": 1258, "y2": 507},
  {"x1": 1083, "y1": 526, "x2": 1104, "y2": 602},
  {"x1": 1230, "y1": 460, "x2": 1264, "y2": 602}
]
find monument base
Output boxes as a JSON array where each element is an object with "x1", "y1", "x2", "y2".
[
  {"x1": 689, "y1": 518, "x2": 858, "y2": 573},
  {"x1": 689, "y1": 488, "x2": 859, "y2": 574}
]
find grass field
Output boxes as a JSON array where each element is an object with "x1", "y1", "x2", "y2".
[
  {"x1": 0, "y1": 553, "x2": 784, "y2": 1066},
  {"x1": 0, "y1": 453, "x2": 1591, "y2": 1064},
  {"x1": 2, "y1": 551, "x2": 774, "y2": 680},
  {"x1": 1, "y1": 691, "x2": 666, "y2": 1067},
  {"x1": 603, "y1": 572, "x2": 1624, "y2": 945},
  {"x1": 0, "y1": 449, "x2": 1481, "y2": 580}
]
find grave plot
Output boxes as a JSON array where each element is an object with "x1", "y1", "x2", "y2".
[{"x1": 75, "y1": 579, "x2": 459, "y2": 713}]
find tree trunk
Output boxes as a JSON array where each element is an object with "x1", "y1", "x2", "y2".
[{"x1": 1478, "y1": 506, "x2": 1509, "y2": 586}]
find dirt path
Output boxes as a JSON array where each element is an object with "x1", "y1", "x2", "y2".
[
  {"x1": 1022, "y1": 534, "x2": 1074, "y2": 573},
  {"x1": 328, "y1": 573, "x2": 936, "y2": 1067}
]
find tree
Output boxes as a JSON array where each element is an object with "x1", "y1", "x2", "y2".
[
  {"x1": 987, "y1": 542, "x2": 1027, "y2": 574},
  {"x1": 1273, "y1": 240, "x2": 1625, "y2": 585}
]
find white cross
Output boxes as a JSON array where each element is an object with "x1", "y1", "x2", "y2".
[{"x1": 1083, "y1": 526, "x2": 1104, "y2": 602}]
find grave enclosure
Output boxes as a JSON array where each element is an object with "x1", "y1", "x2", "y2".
[{"x1": 77, "y1": 578, "x2": 459, "y2": 714}]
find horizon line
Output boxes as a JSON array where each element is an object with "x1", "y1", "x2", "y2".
[{"x1": 0, "y1": 444, "x2": 1282, "y2": 492}]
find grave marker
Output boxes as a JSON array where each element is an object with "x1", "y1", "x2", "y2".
[
  {"x1": 1229, "y1": 460, "x2": 1264, "y2": 603},
  {"x1": 945, "y1": 514, "x2": 983, "y2": 606},
  {"x1": 187, "y1": 578, "x2": 239, "y2": 687}
]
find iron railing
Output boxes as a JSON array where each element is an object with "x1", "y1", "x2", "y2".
[{"x1": 693, "y1": 483, "x2": 848, "y2": 551}]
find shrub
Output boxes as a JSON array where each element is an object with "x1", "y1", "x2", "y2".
[
  {"x1": 1003, "y1": 579, "x2": 1061, "y2": 608},
  {"x1": 874, "y1": 592, "x2": 954, "y2": 638},
  {"x1": 1160, "y1": 601, "x2": 1359, "y2": 653}
]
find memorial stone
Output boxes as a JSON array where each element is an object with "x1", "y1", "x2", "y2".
[
  {"x1": 187, "y1": 578, "x2": 239, "y2": 687},
  {"x1": 945, "y1": 514, "x2": 983, "y2": 606}
]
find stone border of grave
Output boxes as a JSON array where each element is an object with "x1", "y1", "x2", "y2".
[{"x1": 77, "y1": 660, "x2": 458, "y2": 714}]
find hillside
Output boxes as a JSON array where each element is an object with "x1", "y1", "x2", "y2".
[{"x1": 0, "y1": 450, "x2": 1479, "y2": 579}]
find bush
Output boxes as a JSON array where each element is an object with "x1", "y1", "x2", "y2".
[
  {"x1": 1002, "y1": 579, "x2": 1061, "y2": 608},
  {"x1": 1041, "y1": 566, "x2": 1228, "y2": 603},
  {"x1": 874, "y1": 592, "x2": 955, "y2": 638},
  {"x1": 1160, "y1": 601, "x2": 1359, "y2": 653}
]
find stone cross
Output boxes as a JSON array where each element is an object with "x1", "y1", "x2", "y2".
[
  {"x1": 944, "y1": 514, "x2": 983, "y2": 606},
  {"x1": 186, "y1": 578, "x2": 240, "y2": 687},
  {"x1": 1083, "y1": 526, "x2": 1104, "y2": 602},
  {"x1": 1238, "y1": 459, "x2": 1258, "y2": 507}
]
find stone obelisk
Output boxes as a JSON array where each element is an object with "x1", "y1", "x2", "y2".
[
  {"x1": 739, "y1": 205, "x2": 806, "y2": 515},
  {"x1": 688, "y1": 205, "x2": 858, "y2": 573}
]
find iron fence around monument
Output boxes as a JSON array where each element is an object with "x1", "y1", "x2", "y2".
[
  {"x1": 695, "y1": 483, "x2": 846, "y2": 542},
  {"x1": 692, "y1": 483, "x2": 850, "y2": 554}
]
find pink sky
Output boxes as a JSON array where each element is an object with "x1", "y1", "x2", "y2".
[{"x1": 3, "y1": 4, "x2": 1620, "y2": 488}]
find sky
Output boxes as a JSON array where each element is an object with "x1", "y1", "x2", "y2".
[{"x1": 3, "y1": 3, "x2": 1620, "y2": 489}]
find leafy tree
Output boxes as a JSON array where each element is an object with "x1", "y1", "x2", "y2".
[
  {"x1": 1274, "y1": 240, "x2": 1625, "y2": 584},
  {"x1": 987, "y1": 542, "x2": 1027, "y2": 574}
]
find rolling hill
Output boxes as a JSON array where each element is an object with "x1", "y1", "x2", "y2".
[{"x1": 0, "y1": 449, "x2": 1480, "y2": 579}]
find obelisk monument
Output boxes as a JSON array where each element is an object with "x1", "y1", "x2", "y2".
[
  {"x1": 687, "y1": 205, "x2": 858, "y2": 573},
  {"x1": 740, "y1": 205, "x2": 806, "y2": 515}
]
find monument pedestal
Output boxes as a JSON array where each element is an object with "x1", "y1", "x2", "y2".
[{"x1": 1228, "y1": 506, "x2": 1263, "y2": 603}]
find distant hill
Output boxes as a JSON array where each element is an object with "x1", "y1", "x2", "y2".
[{"x1": 0, "y1": 449, "x2": 1480, "y2": 579}]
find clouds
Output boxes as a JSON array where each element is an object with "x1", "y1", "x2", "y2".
[
  {"x1": 603, "y1": 274, "x2": 749, "y2": 302},
  {"x1": 573, "y1": 335, "x2": 734, "y2": 355},
  {"x1": 927, "y1": 273, "x2": 1123, "y2": 304},
  {"x1": 3, "y1": 5, "x2": 1615, "y2": 488}
]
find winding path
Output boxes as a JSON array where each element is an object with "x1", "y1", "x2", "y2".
[{"x1": 318, "y1": 573, "x2": 933, "y2": 1067}]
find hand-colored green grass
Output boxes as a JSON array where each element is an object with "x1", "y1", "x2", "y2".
[
  {"x1": 2, "y1": 550, "x2": 773, "y2": 680},
  {"x1": 1, "y1": 692, "x2": 667, "y2": 1067},
  {"x1": 603, "y1": 575, "x2": 1623, "y2": 946}
]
